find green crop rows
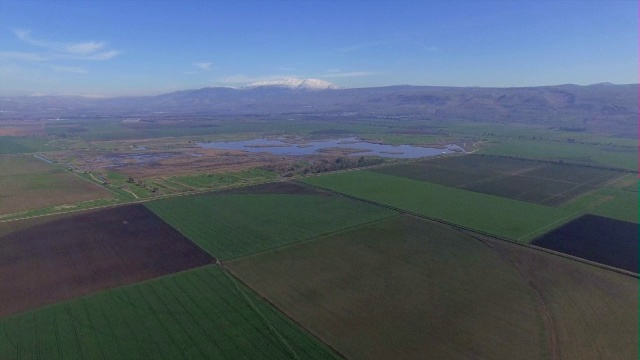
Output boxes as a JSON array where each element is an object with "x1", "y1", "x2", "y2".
[
  {"x1": 146, "y1": 190, "x2": 397, "y2": 259},
  {"x1": 302, "y1": 170, "x2": 574, "y2": 241},
  {"x1": 0, "y1": 266, "x2": 339, "y2": 360}
]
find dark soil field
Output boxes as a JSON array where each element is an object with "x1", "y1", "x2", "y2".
[
  {"x1": 373, "y1": 154, "x2": 621, "y2": 206},
  {"x1": 0, "y1": 204, "x2": 213, "y2": 318},
  {"x1": 532, "y1": 214, "x2": 638, "y2": 273},
  {"x1": 228, "y1": 215, "x2": 548, "y2": 360}
]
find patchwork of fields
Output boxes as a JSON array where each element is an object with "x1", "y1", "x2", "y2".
[
  {"x1": 229, "y1": 215, "x2": 548, "y2": 360},
  {"x1": 0, "y1": 266, "x2": 339, "y2": 360},
  {"x1": 372, "y1": 155, "x2": 624, "y2": 206},
  {"x1": 0, "y1": 152, "x2": 636, "y2": 359},
  {"x1": 229, "y1": 215, "x2": 637, "y2": 359},
  {"x1": 146, "y1": 182, "x2": 398, "y2": 259},
  {"x1": 0, "y1": 204, "x2": 213, "y2": 317},
  {"x1": 478, "y1": 139, "x2": 638, "y2": 171},
  {"x1": 0, "y1": 155, "x2": 112, "y2": 216},
  {"x1": 302, "y1": 169, "x2": 573, "y2": 241}
]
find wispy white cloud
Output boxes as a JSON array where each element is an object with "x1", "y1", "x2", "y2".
[
  {"x1": 193, "y1": 62, "x2": 212, "y2": 70},
  {"x1": 10, "y1": 29, "x2": 120, "y2": 61},
  {"x1": 51, "y1": 65, "x2": 87, "y2": 74},
  {"x1": 66, "y1": 42, "x2": 106, "y2": 54}
]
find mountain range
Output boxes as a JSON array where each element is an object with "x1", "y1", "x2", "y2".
[{"x1": 0, "y1": 80, "x2": 636, "y2": 132}]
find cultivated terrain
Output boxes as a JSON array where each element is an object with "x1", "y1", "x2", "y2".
[{"x1": 0, "y1": 83, "x2": 636, "y2": 359}]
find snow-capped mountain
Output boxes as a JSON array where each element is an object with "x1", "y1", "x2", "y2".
[{"x1": 245, "y1": 78, "x2": 338, "y2": 90}]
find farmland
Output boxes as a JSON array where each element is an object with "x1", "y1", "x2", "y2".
[
  {"x1": 0, "y1": 266, "x2": 339, "y2": 360},
  {"x1": 478, "y1": 139, "x2": 637, "y2": 171},
  {"x1": 491, "y1": 239, "x2": 638, "y2": 360},
  {"x1": 372, "y1": 154, "x2": 623, "y2": 206},
  {"x1": 561, "y1": 187, "x2": 638, "y2": 223},
  {"x1": 229, "y1": 214, "x2": 637, "y2": 359},
  {"x1": 0, "y1": 137, "x2": 55, "y2": 155},
  {"x1": 0, "y1": 204, "x2": 213, "y2": 317},
  {"x1": 531, "y1": 215, "x2": 638, "y2": 273},
  {"x1": 0, "y1": 155, "x2": 112, "y2": 216},
  {"x1": 146, "y1": 182, "x2": 398, "y2": 259},
  {"x1": 301, "y1": 170, "x2": 573, "y2": 241}
]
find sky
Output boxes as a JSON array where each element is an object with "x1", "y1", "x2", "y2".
[{"x1": 0, "y1": 0, "x2": 637, "y2": 96}]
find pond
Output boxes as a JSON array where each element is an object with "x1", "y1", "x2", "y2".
[{"x1": 198, "y1": 137, "x2": 463, "y2": 159}]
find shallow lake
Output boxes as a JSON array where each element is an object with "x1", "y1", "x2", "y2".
[{"x1": 198, "y1": 137, "x2": 463, "y2": 158}]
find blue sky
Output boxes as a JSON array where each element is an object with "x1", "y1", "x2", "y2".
[{"x1": 0, "y1": 0, "x2": 637, "y2": 96}]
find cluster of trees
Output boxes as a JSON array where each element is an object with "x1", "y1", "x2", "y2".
[{"x1": 127, "y1": 176, "x2": 159, "y2": 193}]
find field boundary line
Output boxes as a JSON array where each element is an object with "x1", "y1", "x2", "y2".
[
  {"x1": 297, "y1": 180, "x2": 640, "y2": 278},
  {"x1": 220, "y1": 267, "x2": 300, "y2": 360},
  {"x1": 516, "y1": 212, "x2": 579, "y2": 242},
  {"x1": 222, "y1": 213, "x2": 402, "y2": 262},
  {"x1": 539, "y1": 172, "x2": 614, "y2": 204},
  {"x1": 223, "y1": 268, "x2": 347, "y2": 360}
]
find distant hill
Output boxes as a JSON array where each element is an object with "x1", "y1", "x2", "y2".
[{"x1": 0, "y1": 82, "x2": 636, "y2": 132}]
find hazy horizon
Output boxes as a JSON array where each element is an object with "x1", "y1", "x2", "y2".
[{"x1": 1, "y1": 0, "x2": 637, "y2": 96}]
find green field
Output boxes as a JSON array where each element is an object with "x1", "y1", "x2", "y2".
[
  {"x1": 302, "y1": 170, "x2": 574, "y2": 241},
  {"x1": 146, "y1": 183, "x2": 397, "y2": 259},
  {"x1": 0, "y1": 137, "x2": 55, "y2": 155},
  {"x1": 228, "y1": 215, "x2": 548, "y2": 360},
  {"x1": 0, "y1": 266, "x2": 338, "y2": 360},
  {"x1": 560, "y1": 187, "x2": 638, "y2": 223},
  {"x1": 479, "y1": 139, "x2": 637, "y2": 171}
]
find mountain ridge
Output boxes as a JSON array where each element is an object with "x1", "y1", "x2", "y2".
[{"x1": 0, "y1": 83, "x2": 636, "y2": 132}]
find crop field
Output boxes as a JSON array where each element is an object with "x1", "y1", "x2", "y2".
[
  {"x1": 491, "y1": 239, "x2": 637, "y2": 360},
  {"x1": 373, "y1": 154, "x2": 622, "y2": 206},
  {"x1": 228, "y1": 215, "x2": 546, "y2": 359},
  {"x1": 146, "y1": 182, "x2": 397, "y2": 259},
  {"x1": 302, "y1": 170, "x2": 573, "y2": 241},
  {"x1": 0, "y1": 137, "x2": 53, "y2": 155},
  {"x1": 0, "y1": 266, "x2": 338, "y2": 360},
  {"x1": 0, "y1": 204, "x2": 213, "y2": 318},
  {"x1": 531, "y1": 215, "x2": 638, "y2": 273},
  {"x1": 0, "y1": 155, "x2": 112, "y2": 216},
  {"x1": 560, "y1": 187, "x2": 638, "y2": 223},
  {"x1": 229, "y1": 215, "x2": 638, "y2": 360},
  {"x1": 479, "y1": 139, "x2": 637, "y2": 171}
]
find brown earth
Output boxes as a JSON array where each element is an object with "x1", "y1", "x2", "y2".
[
  {"x1": 0, "y1": 156, "x2": 113, "y2": 216},
  {"x1": 0, "y1": 204, "x2": 213, "y2": 318}
]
